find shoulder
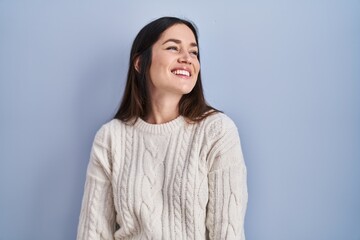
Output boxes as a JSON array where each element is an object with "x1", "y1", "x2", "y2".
[
  {"x1": 200, "y1": 112, "x2": 239, "y2": 140},
  {"x1": 199, "y1": 113, "x2": 242, "y2": 156},
  {"x1": 93, "y1": 118, "x2": 127, "y2": 147},
  {"x1": 199, "y1": 113, "x2": 244, "y2": 171}
]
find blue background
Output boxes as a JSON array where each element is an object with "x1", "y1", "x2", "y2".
[{"x1": 1, "y1": 1, "x2": 359, "y2": 239}]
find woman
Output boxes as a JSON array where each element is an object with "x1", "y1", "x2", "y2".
[{"x1": 77, "y1": 16, "x2": 248, "y2": 240}]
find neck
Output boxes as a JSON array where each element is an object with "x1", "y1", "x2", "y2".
[{"x1": 146, "y1": 94, "x2": 181, "y2": 124}]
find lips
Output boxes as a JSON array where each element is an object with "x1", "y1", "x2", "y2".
[{"x1": 171, "y1": 69, "x2": 191, "y2": 77}]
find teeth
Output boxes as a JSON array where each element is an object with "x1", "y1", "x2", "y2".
[{"x1": 172, "y1": 69, "x2": 190, "y2": 77}]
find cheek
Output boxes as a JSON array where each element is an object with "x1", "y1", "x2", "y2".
[
  {"x1": 149, "y1": 56, "x2": 162, "y2": 73},
  {"x1": 150, "y1": 58, "x2": 169, "y2": 76},
  {"x1": 194, "y1": 61, "x2": 201, "y2": 75},
  {"x1": 148, "y1": 61, "x2": 169, "y2": 85}
]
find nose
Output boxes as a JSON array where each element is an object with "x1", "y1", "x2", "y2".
[{"x1": 178, "y1": 51, "x2": 192, "y2": 65}]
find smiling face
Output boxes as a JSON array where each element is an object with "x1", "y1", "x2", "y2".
[{"x1": 148, "y1": 24, "x2": 200, "y2": 100}]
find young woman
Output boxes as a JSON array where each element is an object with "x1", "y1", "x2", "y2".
[{"x1": 77, "y1": 16, "x2": 248, "y2": 240}]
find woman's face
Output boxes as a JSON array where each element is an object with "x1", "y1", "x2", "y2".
[{"x1": 148, "y1": 24, "x2": 200, "y2": 99}]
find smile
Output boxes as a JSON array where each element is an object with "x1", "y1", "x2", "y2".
[{"x1": 172, "y1": 69, "x2": 191, "y2": 77}]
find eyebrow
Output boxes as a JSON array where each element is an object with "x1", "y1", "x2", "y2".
[{"x1": 162, "y1": 38, "x2": 198, "y2": 47}]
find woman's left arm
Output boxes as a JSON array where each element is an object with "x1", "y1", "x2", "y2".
[
  {"x1": 205, "y1": 116, "x2": 248, "y2": 240},
  {"x1": 77, "y1": 125, "x2": 116, "y2": 240}
]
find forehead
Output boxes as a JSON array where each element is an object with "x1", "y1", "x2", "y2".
[{"x1": 158, "y1": 24, "x2": 197, "y2": 44}]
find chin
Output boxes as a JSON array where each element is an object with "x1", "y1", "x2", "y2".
[
  {"x1": 180, "y1": 87, "x2": 196, "y2": 95},
  {"x1": 178, "y1": 83, "x2": 196, "y2": 94}
]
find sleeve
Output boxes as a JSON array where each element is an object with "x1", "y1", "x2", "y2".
[
  {"x1": 77, "y1": 125, "x2": 116, "y2": 240},
  {"x1": 205, "y1": 116, "x2": 248, "y2": 240}
]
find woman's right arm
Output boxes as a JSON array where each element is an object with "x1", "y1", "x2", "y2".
[{"x1": 77, "y1": 126, "x2": 116, "y2": 240}]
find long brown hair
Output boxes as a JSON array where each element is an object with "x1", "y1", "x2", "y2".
[{"x1": 114, "y1": 16, "x2": 220, "y2": 123}]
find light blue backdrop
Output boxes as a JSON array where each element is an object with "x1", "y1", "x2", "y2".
[{"x1": 0, "y1": 1, "x2": 359, "y2": 239}]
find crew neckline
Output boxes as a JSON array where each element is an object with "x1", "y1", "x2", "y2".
[{"x1": 134, "y1": 115, "x2": 186, "y2": 134}]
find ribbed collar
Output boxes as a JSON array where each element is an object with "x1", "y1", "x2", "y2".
[{"x1": 134, "y1": 115, "x2": 186, "y2": 134}]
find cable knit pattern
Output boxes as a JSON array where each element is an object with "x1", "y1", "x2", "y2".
[
  {"x1": 77, "y1": 113, "x2": 248, "y2": 240},
  {"x1": 185, "y1": 126, "x2": 197, "y2": 240},
  {"x1": 117, "y1": 128, "x2": 134, "y2": 238},
  {"x1": 173, "y1": 129, "x2": 188, "y2": 240}
]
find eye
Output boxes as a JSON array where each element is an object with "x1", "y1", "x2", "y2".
[
  {"x1": 166, "y1": 46, "x2": 179, "y2": 51},
  {"x1": 190, "y1": 50, "x2": 198, "y2": 57}
]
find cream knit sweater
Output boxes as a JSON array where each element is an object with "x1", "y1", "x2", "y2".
[{"x1": 77, "y1": 113, "x2": 248, "y2": 240}]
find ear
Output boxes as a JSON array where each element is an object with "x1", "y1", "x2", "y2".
[{"x1": 134, "y1": 56, "x2": 141, "y2": 73}]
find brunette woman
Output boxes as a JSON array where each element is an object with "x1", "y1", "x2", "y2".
[{"x1": 77, "y1": 16, "x2": 248, "y2": 240}]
